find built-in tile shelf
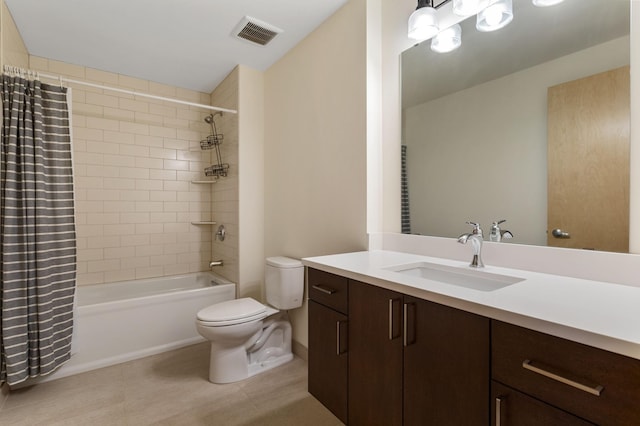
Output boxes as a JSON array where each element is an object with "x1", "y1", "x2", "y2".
[
  {"x1": 191, "y1": 221, "x2": 217, "y2": 225},
  {"x1": 191, "y1": 180, "x2": 217, "y2": 184}
]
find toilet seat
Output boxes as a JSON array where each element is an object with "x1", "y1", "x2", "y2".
[{"x1": 197, "y1": 297, "x2": 271, "y2": 327}]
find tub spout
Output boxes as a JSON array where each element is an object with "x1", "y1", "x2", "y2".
[{"x1": 209, "y1": 260, "x2": 224, "y2": 268}]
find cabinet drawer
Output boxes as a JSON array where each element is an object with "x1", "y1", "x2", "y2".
[
  {"x1": 492, "y1": 321, "x2": 640, "y2": 426},
  {"x1": 308, "y1": 268, "x2": 348, "y2": 314},
  {"x1": 491, "y1": 381, "x2": 595, "y2": 426}
]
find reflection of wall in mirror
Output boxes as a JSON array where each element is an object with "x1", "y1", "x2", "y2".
[{"x1": 404, "y1": 36, "x2": 629, "y2": 246}]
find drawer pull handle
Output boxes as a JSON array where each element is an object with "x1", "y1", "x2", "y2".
[
  {"x1": 403, "y1": 302, "x2": 416, "y2": 347},
  {"x1": 336, "y1": 320, "x2": 347, "y2": 355},
  {"x1": 388, "y1": 298, "x2": 401, "y2": 340},
  {"x1": 495, "y1": 396, "x2": 504, "y2": 426},
  {"x1": 522, "y1": 359, "x2": 604, "y2": 396},
  {"x1": 403, "y1": 303, "x2": 408, "y2": 347},
  {"x1": 312, "y1": 284, "x2": 336, "y2": 295}
]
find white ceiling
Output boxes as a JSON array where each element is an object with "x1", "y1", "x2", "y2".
[{"x1": 4, "y1": 0, "x2": 348, "y2": 93}]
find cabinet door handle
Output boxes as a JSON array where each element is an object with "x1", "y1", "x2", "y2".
[
  {"x1": 403, "y1": 302, "x2": 416, "y2": 347},
  {"x1": 522, "y1": 359, "x2": 603, "y2": 396},
  {"x1": 495, "y1": 396, "x2": 504, "y2": 426},
  {"x1": 388, "y1": 298, "x2": 401, "y2": 340},
  {"x1": 336, "y1": 320, "x2": 347, "y2": 355},
  {"x1": 312, "y1": 284, "x2": 336, "y2": 295}
]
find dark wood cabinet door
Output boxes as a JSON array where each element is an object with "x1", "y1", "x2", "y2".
[
  {"x1": 348, "y1": 280, "x2": 403, "y2": 426},
  {"x1": 308, "y1": 300, "x2": 348, "y2": 424},
  {"x1": 403, "y1": 296, "x2": 490, "y2": 426},
  {"x1": 491, "y1": 381, "x2": 595, "y2": 426}
]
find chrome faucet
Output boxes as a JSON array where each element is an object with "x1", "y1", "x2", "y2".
[
  {"x1": 458, "y1": 221, "x2": 484, "y2": 268},
  {"x1": 489, "y1": 219, "x2": 513, "y2": 242},
  {"x1": 209, "y1": 260, "x2": 224, "y2": 268}
]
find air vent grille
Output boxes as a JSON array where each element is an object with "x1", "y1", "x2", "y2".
[{"x1": 233, "y1": 16, "x2": 282, "y2": 46}]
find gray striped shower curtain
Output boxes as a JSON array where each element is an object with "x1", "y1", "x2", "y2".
[
  {"x1": 401, "y1": 145, "x2": 410, "y2": 234},
  {"x1": 0, "y1": 74, "x2": 76, "y2": 386}
]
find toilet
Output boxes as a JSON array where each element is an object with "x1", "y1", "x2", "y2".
[{"x1": 195, "y1": 256, "x2": 304, "y2": 384}]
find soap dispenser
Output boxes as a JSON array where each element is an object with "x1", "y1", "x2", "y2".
[{"x1": 490, "y1": 220, "x2": 513, "y2": 242}]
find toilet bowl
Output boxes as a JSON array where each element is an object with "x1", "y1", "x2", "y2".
[{"x1": 195, "y1": 256, "x2": 304, "y2": 384}]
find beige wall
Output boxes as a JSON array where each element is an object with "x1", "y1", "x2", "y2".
[
  {"x1": 0, "y1": 0, "x2": 28, "y2": 68},
  {"x1": 28, "y1": 56, "x2": 218, "y2": 286},
  {"x1": 237, "y1": 65, "x2": 265, "y2": 301},
  {"x1": 264, "y1": 0, "x2": 369, "y2": 347}
]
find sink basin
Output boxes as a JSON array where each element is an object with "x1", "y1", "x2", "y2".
[{"x1": 385, "y1": 261, "x2": 524, "y2": 292}]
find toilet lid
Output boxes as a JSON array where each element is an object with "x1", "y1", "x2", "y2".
[{"x1": 197, "y1": 298, "x2": 267, "y2": 323}]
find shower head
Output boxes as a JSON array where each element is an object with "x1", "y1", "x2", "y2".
[{"x1": 204, "y1": 111, "x2": 223, "y2": 123}]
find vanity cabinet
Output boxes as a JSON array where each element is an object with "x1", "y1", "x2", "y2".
[
  {"x1": 307, "y1": 268, "x2": 348, "y2": 424},
  {"x1": 307, "y1": 266, "x2": 640, "y2": 426},
  {"x1": 492, "y1": 320, "x2": 640, "y2": 426},
  {"x1": 348, "y1": 279, "x2": 490, "y2": 426}
]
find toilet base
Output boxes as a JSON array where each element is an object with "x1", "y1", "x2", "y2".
[
  {"x1": 248, "y1": 352, "x2": 293, "y2": 378},
  {"x1": 206, "y1": 315, "x2": 294, "y2": 384},
  {"x1": 207, "y1": 343, "x2": 294, "y2": 384}
]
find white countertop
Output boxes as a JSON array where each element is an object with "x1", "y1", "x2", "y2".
[{"x1": 303, "y1": 250, "x2": 640, "y2": 360}]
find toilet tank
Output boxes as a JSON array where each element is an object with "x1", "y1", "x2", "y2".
[{"x1": 265, "y1": 256, "x2": 304, "y2": 310}]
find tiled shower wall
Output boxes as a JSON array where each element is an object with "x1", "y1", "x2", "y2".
[
  {"x1": 29, "y1": 56, "x2": 221, "y2": 286},
  {"x1": 210, "y1": 68, "x2": 240, "y2": 287}
]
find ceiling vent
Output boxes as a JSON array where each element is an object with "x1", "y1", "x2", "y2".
[{"x1": 233, "y1": 16, "x2": 283, "y2": 46}]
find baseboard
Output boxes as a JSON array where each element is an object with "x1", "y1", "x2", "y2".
[{"x1": 292, "y1": 339, "x2": 308, "y2": 361}]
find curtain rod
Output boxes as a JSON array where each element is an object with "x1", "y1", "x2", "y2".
[{"x1": 3, "y1": 65, "x2": 237, "y2": 114}]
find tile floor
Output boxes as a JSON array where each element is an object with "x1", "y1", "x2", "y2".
[{"x1": 0, "y1": 343, "x2": 342, "y2": 426}]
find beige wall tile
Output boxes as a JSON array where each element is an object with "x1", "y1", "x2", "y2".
[
  {"x1": 121, "y1": 257, "x2": 150, "y2": 270},
  {"x1": 118, "y1": 75, "x2": 149, "y2": 91},
  {"x1": 87, "y1": 259, "x2": 120, "y2": 273},
  {"x1": 104, "y1": 269, "x2": 136, "y2": 283},
  {"x1": 29, "y1": 56, "x2": 49, "y2": 71},
  {"x1": 135, "y1": 266, "x2": 163, "y2": 280},
  {"x1": 85, "y1": 67, "x2": 120, "y2": 85},
  {"x1": 148, "y1": 81, "x2": 177, "y2": 97},
  {"x1": 104, "y1": 246, "x2": 136, "y2": 259},
  {"x1": 149, "y1": 169, "x2": 176, "y2": 181},
  {"x1": 77, "y1": 272, "x2": 105, "y2": 285},
  {"x1": 121, "y1": 235, "x2": 150, "y2": 247},
  {"x1": 25, "y1": 55, "x2": 215, "y2": 286},
  {"x1": 104, "y1": 130, "x2": 134, "y2": 144},
  {"x1": 87, "y1": 236, "x2": 121, "y2": 249},
  {"x1": 48, "y1": 59, "x2": 85, "y2": 78},
  {"x1": 86, "y1": 92, "x2": 120, "y2": 109},
  {"x1": 149, "y1": 125, "x2": 177, "y2": 138},
  {"x1": 86, "y1": 117, "x2": 120, "y2": 131}
]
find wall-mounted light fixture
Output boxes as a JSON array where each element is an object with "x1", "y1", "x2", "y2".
[
  {"x1": 410, "y1": 0, "x2": 565, "y2": 53},
  {"x1": 408, "y1": 0, "x2": 440, "y2": 41},
  {"x1": 532, "y1": 0, "x2": 565, "y2": 6},
  {"x1": 431, "y1": 23, "x2": 462, "y2": 53},
  {"x1": 452, "y1": 0, "x2": 489, "y2": 16},
  {"x1": 476, "y1": 0, "x2": 513, "y2": 32}
]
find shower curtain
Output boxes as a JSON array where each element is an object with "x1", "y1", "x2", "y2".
[
  {"x1": 401, "y1": 145, "x2": 411, "y2": 234},
  {"x1": 0, "y1": 73, "x2": 76, "y2": 386}
]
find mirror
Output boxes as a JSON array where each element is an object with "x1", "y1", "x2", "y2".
[{"x1": 401, "y1": 0, "x2": 630, "y2": 251}]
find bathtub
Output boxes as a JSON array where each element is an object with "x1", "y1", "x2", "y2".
[{"x1": 26, "y1": 271, "x2": 236, "y2": 385}]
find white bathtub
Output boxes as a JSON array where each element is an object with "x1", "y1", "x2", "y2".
[{"x1": 25, "y1": 271, "x2": 235, "y2": 385}]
